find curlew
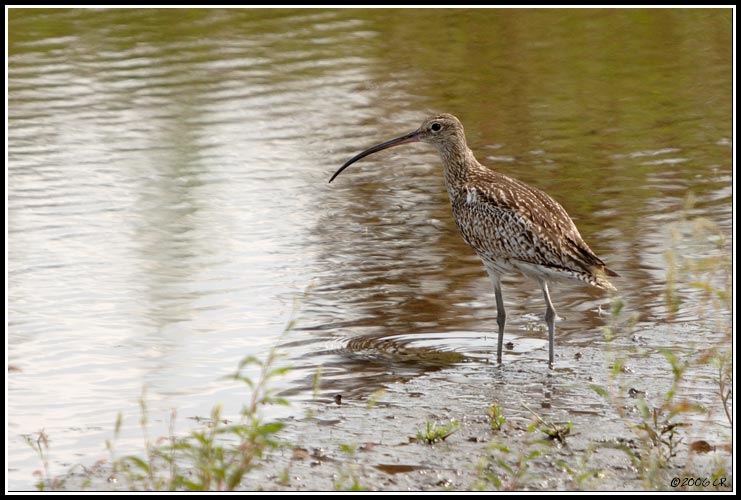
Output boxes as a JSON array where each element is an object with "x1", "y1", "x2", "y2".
[{"x1": 329, "y1": 113, "x2": 617, "y2": 368}]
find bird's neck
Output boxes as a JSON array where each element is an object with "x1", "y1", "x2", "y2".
[{"x1": 436, "y1": 141, "x2": 480, "y2": 200}]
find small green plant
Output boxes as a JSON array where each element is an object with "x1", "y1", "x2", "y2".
[
  {"x1": 107, "y1": 350, "x2": 290, "y2": 491},
  {"x1": 334, "y1": 443, "x2": 366, "y2": 491},
  {"x1": 367, "y1": 388, "x2": 386, "y2": 409},
  {"x1": 589, "y1": 347, "x2": 704, "y2": 488},
  {"x1": 99, "y1": 298, "x2": 305, "y2": 491},
  {"x1": 554, "y1": 444, "x2": 610, "y2": 491},
  {"x1": 488, "y1": 403, "x2": 506, "y2": 432},
  {"x1": 629, "y1": 350, "x2": 702, "y2": 466},
  {"x1": 472, "y1": 433, "x2": 548, "y2": 490},
  {"x1": 588, "y1": 202, "x2": 732, "y2": 490},
  {"x1": 714, "y1": 351, "x2": 733, "y2": 427},
  {"x1": 27, "y1": 428, "x2": 105, "y2": 491},
  {"x1": 330, "y1": 388, "x2": 387, "y2": 490},
  {"x1": 634, "y1": 405, "x2": 686, "y2": 464},
  {"x1": 522, "y1": 404, "x2": 571, "y2": 444},
  {"x1": 25, "y1": 430, "x2": 65, "y2": 491},
  {"x1": 416, "y1": 420, "x2": 459, "y2": 445}
]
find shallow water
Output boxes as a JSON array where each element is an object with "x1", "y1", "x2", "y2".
[{"x1": 7, "y1": 8, "x2": 732, "y2": 490}]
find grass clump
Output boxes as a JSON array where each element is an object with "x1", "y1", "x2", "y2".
[
  {"x1": 472, "y1": 422, "x2": 548, "y2": 490},
  {"x1": 488, "y1": 402, "x2": 506, "y2": 432},
  {"x1": 105, "y1": 347, "x2": 290, "y2": 491},
  {"x1": 522, "y1": 404, "x2": 572, "y2": 444},
  {"x1": 416, "y1": 420, "x2": 459, "y2": 445}
]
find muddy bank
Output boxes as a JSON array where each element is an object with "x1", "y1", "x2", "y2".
[
  {"x1": 48, "y1": 324, "x2": 732, "y2": 492},
  {"x1": 249, "y1": 332, "x2": 732, "y2": 491}
]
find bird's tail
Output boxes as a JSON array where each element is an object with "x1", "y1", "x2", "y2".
[{"x1": 594, "y1": 266, "x2": 618, "y2": 292}]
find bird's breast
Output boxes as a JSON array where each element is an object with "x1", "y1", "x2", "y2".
[{"x1": 450, "y1": 193, "x2": 562, "y2": 268}]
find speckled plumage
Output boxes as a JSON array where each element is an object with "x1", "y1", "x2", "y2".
[
  {"x1": 330, "y1": 113, "x2": 618, "y2": 368},
  {"x1": 450, "y1": 156, "x2": 615, "y2": 290}
]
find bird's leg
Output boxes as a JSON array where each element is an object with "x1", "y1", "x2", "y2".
[
  {"x1": 541, "y1": 281, "x2": 556, "y2": 369},
  {"x1": 486, "y1": 269, "x2": 506, "y2": 364},
  {"x1": 494, "y1": 282, "x2": 506, "y2": 364}
]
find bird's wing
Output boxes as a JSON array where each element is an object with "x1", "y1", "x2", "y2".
[{"x1": 451, "y1": 177, "x2": 610, "y2": 276}]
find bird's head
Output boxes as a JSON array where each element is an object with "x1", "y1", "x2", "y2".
[{"x1": 414, "y1": 113, "x2": 466, "y2": 148}]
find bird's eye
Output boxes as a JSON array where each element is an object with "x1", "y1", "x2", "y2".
[{"x1": 431, "y1": 122, "x2": 442, "y2": 132}]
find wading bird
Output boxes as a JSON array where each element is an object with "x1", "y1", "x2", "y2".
[{"x1": 329, "y1": 114, "x2": 617, "y2": 368}]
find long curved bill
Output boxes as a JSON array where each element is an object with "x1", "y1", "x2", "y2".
[{"x1": 329, "y1": 129, "x2": 421, "y2": 183}]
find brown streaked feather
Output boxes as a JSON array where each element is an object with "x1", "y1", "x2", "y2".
[{"x1": 450, "y1": 166, "x2": 617, "y2": 289}]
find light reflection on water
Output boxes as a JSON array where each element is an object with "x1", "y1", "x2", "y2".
[{"x1": 7, "y1": 8, "x2": 731, "y2": 489}]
